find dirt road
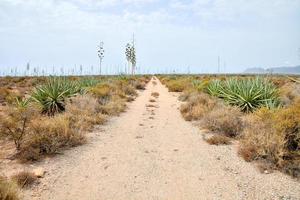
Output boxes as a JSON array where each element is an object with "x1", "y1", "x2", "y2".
[{"x1": 25, "y1": 77, "x2": 300, "y2": 200}]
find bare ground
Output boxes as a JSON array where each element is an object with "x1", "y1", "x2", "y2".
[{"x1": 23, "y1": 78, "x2": 300, "y2": 200}]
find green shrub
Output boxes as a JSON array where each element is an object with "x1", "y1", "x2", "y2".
[
  {"x1": 31, "y1": 78, "x2": 80, "y2": 115},
  {"x1": 206, "y1": 77, "x2": 280, "y2": 112}
]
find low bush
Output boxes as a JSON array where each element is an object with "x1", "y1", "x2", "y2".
[
  {"x1": 66, "y1": 95, "x2": 106, "y2": 132},
  {"x1": 180, "y1": 93, "x2": 220, "y2": 121},
  {"x1": 279, "y1": 82, "x2": 300, "y2": 106},
  {"x1": 11, "y1": 171, "x2": 37, "y2": 188},
  {"x1": 205, "y1": 135, "x2": 231, "y2": 145},
  {"x1": 165, "y1": 80, "x2": 187, "y2": 92},
  {"x1": 240, "y1": 102, "x2": 300, "y2": 178},
  {"x1": 201, "y1": 105, "x2": 243, "y2": 137},
  {"x1": 0, "y1": 100, "x2": 37, "y2": 150},
  {"x1": 132, "y1": 80, "x2": 146, "y2": 90},
  {"x1": 98, "y1": 97, "x2": 126, "y2": 116},
  {"x1": 0, "y1": 176, "x2": 19, "y2": 200},
  {"x1": 19, "y1": 114, "x2": 85, "y2": 162}
]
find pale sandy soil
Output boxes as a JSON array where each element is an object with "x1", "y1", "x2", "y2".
[{"x1": 22, "y1": 77, "x2": 299, "y2": 200}]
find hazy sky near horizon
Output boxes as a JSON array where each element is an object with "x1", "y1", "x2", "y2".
[{"x1": 0, "y1": 0, "x2": 300, "y2": 74}]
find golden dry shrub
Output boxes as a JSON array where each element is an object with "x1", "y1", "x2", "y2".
[
  {"x1": 165, "y1": 79, "x2": 187, "y2": 92},
  {"x1": 132, "y1": 80, "x2": 146, "y2": 90},
  {"x1": 89, "y1": 84, "x2": 112, "y2": 104},
  {"x1": 0, "y1": 176, "x2": 19, "y2": 200},
  {"x1": 180, "y1": 93, "x2": 219, "y2": 121},
  {"x1": 201, "y1": 105, "x2": 243, "y2": 137},
  {"x1": 0, "y1": 104, "x2": 38, "y2": 150},
  {"x1": 11, "y1": 171, "x2": 37, "y2": 188},
  {"x1": 0, "y1": 88, "x2": 21, "y2": 105},
  {"x1": 205, "y1": 135, "x2": 231, "y2": 145},
  {"x1": 98, "y1": 96, "x2": 126, "y2": 116},
  {"x1": 279, "y1": 82, "x2": 300, "y2": 106},
  {"x1": 240, "y1": 103, "x2": 300, "y2": 177},
  {"x1": 19, "y1": 114, "x2": 85, "y2": 161},
  {"x1": 240, "y1": 108, "x2": 281, "y2": 163},
  {"x1": 65, "y1": 95, "x2": 106, "y2": 132}
]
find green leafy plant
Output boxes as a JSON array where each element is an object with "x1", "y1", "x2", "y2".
[
  {"x1": 31, "y1": 78, "x2": 80, "y2": 115},
  {"x1": 206, "y1": 77, "x2": 280, "y2": 112}
]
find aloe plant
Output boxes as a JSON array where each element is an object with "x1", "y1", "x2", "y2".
[
  {"x1": 31, "y1": 78, "x2": 80, "y2": 115},
  {"x1": 206, "y1": 77, "x2": 280, "y2": 112}
]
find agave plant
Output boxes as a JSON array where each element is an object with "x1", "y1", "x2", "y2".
[
  {"x1": 31, "y1": 78, "x2": 80, "y2": 115},
  {"x1": 206, "y1": 77, "x2": 280, "y2": 112},
  {"x1": 206, "y1": 79, "x2": 223, "y2": 97}
]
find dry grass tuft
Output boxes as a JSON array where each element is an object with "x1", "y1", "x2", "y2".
[
  {"x1": 0, "y1": 176, "x2": 19, "y2": 200},
  {"x1": 151, "y1": 92, "x2": 159, "y2": 98},
  {"x1": 238, "y1": 145, "x2": 258, "y2": 162},
  {"x1": 11, "y1": 171, "x2": 37, "y2": 188},
  {"x1": 205, "y1": 135, "x2": 231, "y2": 145},
  {"x1": 180, "y1": 93, "x2": 219, "y2": 121},
  {"x1": 201, "y1": 105, "x2": 243, "y2": 137}
]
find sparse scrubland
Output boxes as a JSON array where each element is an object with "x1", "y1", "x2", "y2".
[
  {"x1": 0, "y1": 75, "x2": 150, "y2": 196},
  {"x1": 159, "y1": 75, "x2": 300, "y2": 178}
]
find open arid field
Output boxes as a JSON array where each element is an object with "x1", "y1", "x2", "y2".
[{"x1": 0, "y1": 74, "x2": 299, "y2": 200}]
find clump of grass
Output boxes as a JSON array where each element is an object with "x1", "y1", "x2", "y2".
[
  {"x1": 180, "y1": 93, "x2": 219, "y2": 121},
  {"x1": 205, "y1": 135, "x2": 231, "y2": 145},
  {"x1": 201, "y1": 105, "x2": 243, "y2": 137},
  {"x1": 151, "y1": 92, "x2": 159, "y2": 98},
  {"x1": 11, "y1": 171, "x2": 37, "y2": 188},
  {"x1": 0, "y1": 176, "x2": 19, "y2": 200},
  {"x1": 206, "y1": 77, "x2": 280, "y2": 112}
]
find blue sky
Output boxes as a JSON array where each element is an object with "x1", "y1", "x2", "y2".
[{"x1": 0, "y1": 0, "x2": 300, "y2": 75}]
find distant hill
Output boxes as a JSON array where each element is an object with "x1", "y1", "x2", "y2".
[{"x1": 244, "y1": 65, "x2": 300, "y2": 74}]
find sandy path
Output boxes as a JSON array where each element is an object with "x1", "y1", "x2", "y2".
[{"x1": 25, "y1": 77, "x2": 300, "y2": 200}]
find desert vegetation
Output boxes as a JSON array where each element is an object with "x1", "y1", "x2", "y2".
[
  {"x1": 0, "y1": 75, "x2": 149, "y2": 197},
  {"x1": 159, "y1": 75, "x2": 300, "y2": 178}
]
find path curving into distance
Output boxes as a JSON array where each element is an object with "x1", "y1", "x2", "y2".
[{"x1": 25, "y1": 77, "x2": 300, "y2": 200}]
